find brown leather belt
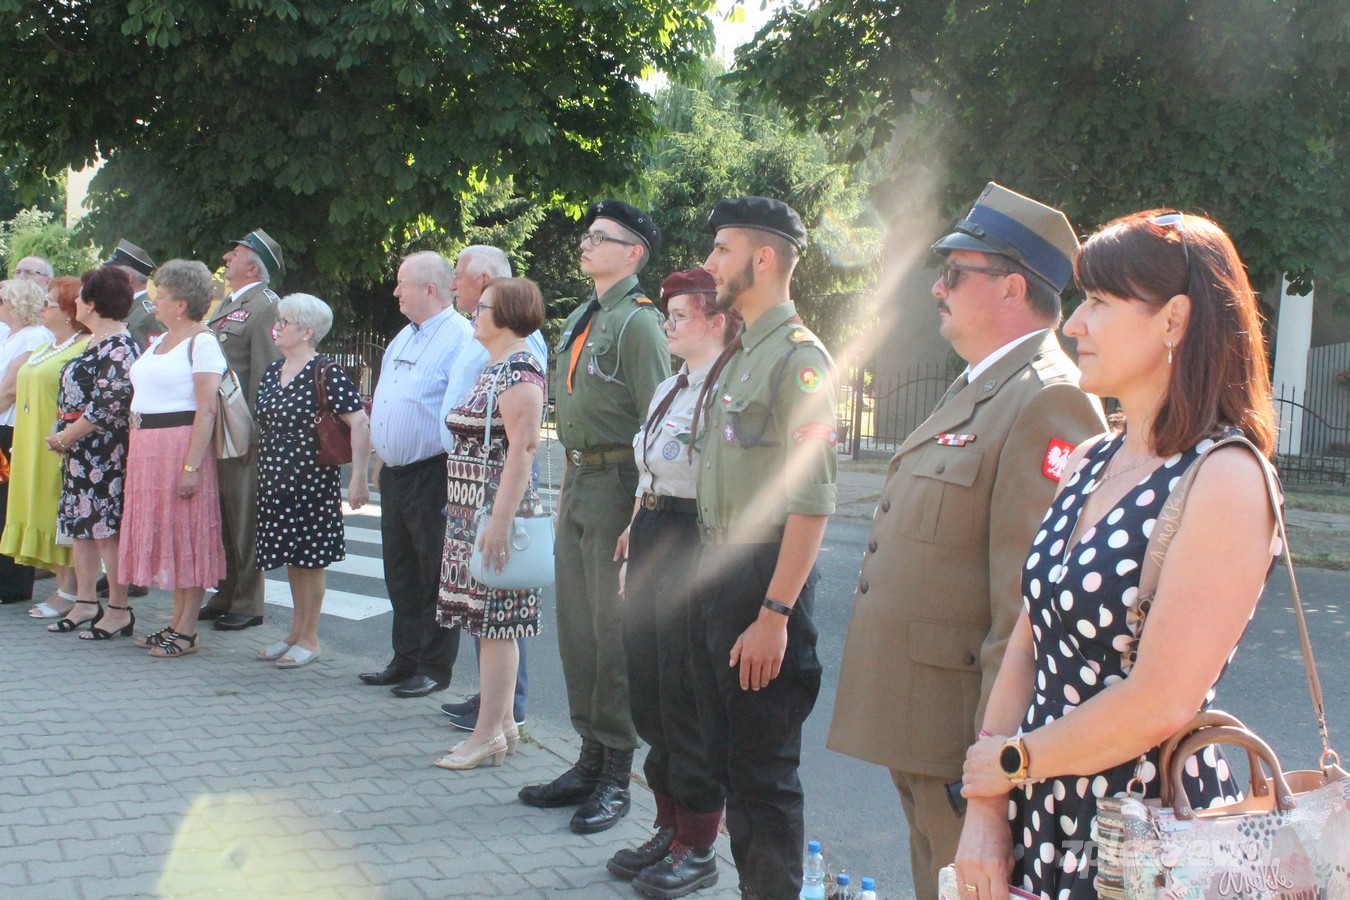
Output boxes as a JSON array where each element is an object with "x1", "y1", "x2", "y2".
[
  {"x1": 641, "y1": 492, "x2": 697, "y2": 515},
  {"x1": 565, "y1": 446, "x2": 630, "y2": 467},
  {"x1": 699, "y1": 524, "x2": 785, "y2": 546},
  {"x1": 58, "y1": 411, "x2": 81, "y2": 422}
]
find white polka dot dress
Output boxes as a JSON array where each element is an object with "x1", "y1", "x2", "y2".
[
  {"x1": 255, "y1": 356, "x2": 364, "y2": 570},
  {"x1": 1012, "y1": 432, "x2": 1241, "y2": 899}
]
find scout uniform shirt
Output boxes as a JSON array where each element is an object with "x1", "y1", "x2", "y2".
[
  {"x1": 551, "y1": 274, "x2": 669, "y2": 453},
  {"x1": 697, "y1": 301, "x2": 838, "y2": 531}
]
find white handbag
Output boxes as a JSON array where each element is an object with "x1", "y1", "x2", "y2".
[{"x1": 467, "y1": 364, "x2": 554, "y2": 591}]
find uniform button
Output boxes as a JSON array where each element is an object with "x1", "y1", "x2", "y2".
[
  {"x1": 964, "y1": 652, "x2": 977, "y2": 666},
  {"x1": 936, "y1": 463, "x2": 946, "y2": 474},
  {"x1": 880, "y1": 499, "x2": 891, "y2": 512},
  {"x1": 705, "y1": 462, "x2": 711, "y2": 469},
  {"x1": 868, "y1": 540, "x2": 878, "y2": 553},
  {"x1": 859, "y1": 581, "x2": 869, "y2": 594}
]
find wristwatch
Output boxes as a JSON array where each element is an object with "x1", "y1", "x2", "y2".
[
  {"x1": 999, "y1": 736, "x2": 1031, "y2": 782},
  {"x1": 761, "y1": 597, "x2": 794, "y2": 617}
]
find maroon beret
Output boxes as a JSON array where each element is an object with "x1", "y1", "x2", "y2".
[{"x1": 657, "y1": 266, "x2": 717, "y2": 314}]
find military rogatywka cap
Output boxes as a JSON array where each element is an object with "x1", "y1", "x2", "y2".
[
  {"x1": 103, "y1": 239, "x2": 155, "y2": 278},
  {"x1": 931, "y1": 182, "x2": 1079, "y2": 293},
  {"x1": 583, "y1": 199, "x2": 662, "y2": 257},
  {"x1": 230, "y1": 228, "x2": 285, "y2": 281},
  {"x1": 707, "y1": 196, "x2": 808, "y2": 251}
]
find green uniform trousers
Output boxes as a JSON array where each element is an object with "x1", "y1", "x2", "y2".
[
  {"x1": 554, "y1": 459, "x2": 639, "y2": 751},
  {"x1": 891, "y1": 767, "x2": 963, "y2": 900},
  {"x1": 209, "y1": 454, "x2": 266, "y2": 617}
]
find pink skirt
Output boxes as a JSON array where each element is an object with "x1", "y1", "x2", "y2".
[{"x1": 117, "y1": 424, "x2": 226, "y2": 590}]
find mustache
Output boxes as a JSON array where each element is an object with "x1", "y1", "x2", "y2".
[{"x1": 937, "y1": 302, "x2": 951, "y2": 315}]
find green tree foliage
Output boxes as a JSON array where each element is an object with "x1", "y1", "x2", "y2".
[
  {"x1": 641, "y1": 68, "x2": 882, "y2": 351},
  {"x1": 0, "y1": 0, "x2": 716, "y2": 298},
  {"x1": 1, "y1": 209, "x2": 100, "y2": 277},
  {"x1": 0, "y1": 164, "x2": 64, "y2": 224},
  {"x1": 734, "y1": 0, "x2": 1350, "y2": 296}
]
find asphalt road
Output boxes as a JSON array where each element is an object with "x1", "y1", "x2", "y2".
[{"x1": 313, "y1": 510, "x2": 1350, "y2": 900}]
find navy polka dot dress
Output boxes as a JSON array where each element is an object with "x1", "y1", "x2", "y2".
[
  {"x1": 1011, "y1": 432, "x2": 1242, "y2": 899},
  {"x1": 255, "y1": 355, "x2": 364, "y2": 570}
]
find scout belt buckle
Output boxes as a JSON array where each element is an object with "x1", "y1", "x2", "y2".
[
  {"x1": 643, "y1": 493, "x2": 660, "y2": 510},
  {"x1": 567, "y1": 449, "x2": 585, "y2": 466}
]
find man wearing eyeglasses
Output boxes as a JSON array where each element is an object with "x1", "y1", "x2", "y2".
[
  {"x1": 359, "y1": 251, "x2": 482, "y2": 698},
  {"x1": 198, "y1": 229, "x2": 284, "y2": 631},
  {"x1": 519, "y1": 200, "x2": 669, "y2": 836},
  {"x1": 828, "y1": 183, "x2": 1105, "y2": 899},
  {"x1": 12, "y1": 256, "x2": 53, "y2": 290}
]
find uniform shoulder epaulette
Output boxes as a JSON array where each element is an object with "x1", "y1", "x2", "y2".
[
  {"x1": 786, "y1": 325, "x2": 824, "y2": 347},
  {"x1": 1030, "y1": 350, "x2": 1078, "y2": 385},
  {"x1": 262, "y1": 287, "x2": 281, "y2": 304}
]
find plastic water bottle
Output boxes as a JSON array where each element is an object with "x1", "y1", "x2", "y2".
[
  {"x1": 800, "y1": 840, "x2": 826, "y2": 900},
  {"x1": 857, "y1": 877, "x2": 877, "y2": 900},
  {"x1": 833, "y1": 872, "x2": 853, "y2": 900}
]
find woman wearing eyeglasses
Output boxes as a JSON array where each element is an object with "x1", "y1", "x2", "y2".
[
  {"x1": 252, "y1": 293, "x2": 370, "y2": 669},
  {"x1": 114, "y1": 260, "x2": 228, "y2": 654},
  {"x1": 951, "y1": 212, "x2": 1278, "y2": 899},
  {"x1": 1, "y1": 278, "x2": 88, "y2": 619},
  {"x1": 433, "y1": 277, "x2": 546, "y2": 770},
  {"x1": 0, "y1": 279, "x2": 54, "y2": 604},
  {"x1": 602, "y1": 267, "x2": 737, "y2": 896}
]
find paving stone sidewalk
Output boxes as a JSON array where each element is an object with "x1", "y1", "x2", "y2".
[{"x1": 0, "y1": 601, "x2": 742, "y2": 899}]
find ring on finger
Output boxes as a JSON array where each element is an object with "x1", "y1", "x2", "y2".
[{"x1": 964, "y1": 885, "x2": 978, "y2": 893}]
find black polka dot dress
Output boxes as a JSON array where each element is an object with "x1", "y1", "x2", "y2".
[
  {"x1": 255, "y1": 355, "x2": 364, "y2": 570},
  {"x1": 1011, "y1": 432, "x2": 1242, "y2": 899}
]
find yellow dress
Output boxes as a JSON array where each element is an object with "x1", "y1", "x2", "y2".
[{"x1": 0, "y1": 335, "x2": 90, "y2": 568}]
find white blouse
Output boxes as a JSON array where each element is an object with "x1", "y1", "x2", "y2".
[
  {"x1": 632, "y1": 360, "x2": 713, "y2": 501},
  {"x1": 0, "y1": 325, "x2": 54, "y2": 425},
  {"x1": 129, "y1": 332, "x2": 228, "y2": 414}
]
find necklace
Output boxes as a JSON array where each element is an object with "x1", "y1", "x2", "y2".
[
  {"x1": 26, "y1": 333, "x2": 83, "y2": 368},
  {"x1": 1083, "y1": 445, "x2": 1156, "y2": 494},
  {"x1": 23, "y1": 333, "x2": 85, "y2": 414}
]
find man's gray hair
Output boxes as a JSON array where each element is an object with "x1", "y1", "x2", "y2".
[
  {"x1": 245, "y1": 248, "x2": 270, "y2": 284},
  {"x1": 404, "y1": 250, "x2": 454, "y2": 298},
  {"x1": 459, "y1": 245, "x2": 512, "y2": 280}
]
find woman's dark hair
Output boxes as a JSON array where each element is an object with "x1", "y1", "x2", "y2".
[
  {"x1": 79, "y1": 266, "x2": 134, "y2": 321},
  {"x1": 1074, "y1": 210, "x2": 1274, "y2": 456},
  {"x1": 677, "y1": 291, "x2": 742, "y2": 346},
  {"x1": 49, "y1": 277, "x2": 91, "y2": 334},
  {"x1": 483, "y1": 277, "x2": 545, "y2": 337}
]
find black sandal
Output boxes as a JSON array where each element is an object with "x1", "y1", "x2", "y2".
[
  {"x1": 80, "y1": 604, "x2": 135, "y2": 641},
  {"x1": 133, "y1": 626, "x2": 173, "y2": 650},
  {"x1": 47, "y1": 600, "x2": 102, "y2": 634},
  {"x1": 149, "y1": 630, "x2": 199, "y2": 658}
]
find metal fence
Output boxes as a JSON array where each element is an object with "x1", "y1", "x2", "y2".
[
  {"x1": 835, "y1": 362, "x2": 962, "y2": 458},
  {"x1": 323, "y1": 329, "x2": 386, "y2": 396}
]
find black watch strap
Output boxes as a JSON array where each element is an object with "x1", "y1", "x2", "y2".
[{"x1": 761, "y1": 597, "x2": 794, "y2": 617}]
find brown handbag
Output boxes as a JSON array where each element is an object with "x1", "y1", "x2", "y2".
[{"x1": 313, "y1": 358, "x2": 370, "y2": 467}]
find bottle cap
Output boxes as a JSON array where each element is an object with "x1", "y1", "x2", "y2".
[
  {"x1": 862, "y1": 878, "x2": 875, "y2": 890},
  {"x1": 807, "y1": 840, "x2": 820, "y2": 853},
  {"x1": 836, "y1": 874, "x2": 850, "y2": 885}
]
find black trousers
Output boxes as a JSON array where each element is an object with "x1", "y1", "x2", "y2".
[
  {"x1": 692, "y1": 540, "x2": 822, "y2": 899},
  {"x1": 380, "y1": 454, "x2": 458, "y2": 682},
  {"x1": 624, "y1": 506, "x2": 724, "y2": 814},
  {"x1": 0, "y1": 425, "x2": 34, "y2": 601}
]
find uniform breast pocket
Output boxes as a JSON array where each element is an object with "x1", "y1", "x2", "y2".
[
  {"x1": 584, "y1": 333, "x2": 615, "y2": 378},
  {"x1": 719, "y1": 392, "x2": 773, "y2": 448},
  {"x1": 215, "y1": 319, "x2": 248, "y2": 343},
  {"x1": 898, "y1": 443, "x2": 983, "y2": 546}
]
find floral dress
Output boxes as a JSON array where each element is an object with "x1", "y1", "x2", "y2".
[
  {"x1": 1011, "y1": 432, "x2": 1244, "y2": 899},
  {"x1": 437, "y1": 352, "x2": 544, "y2": 639},
  {"x1": 255, "y1": 355, "x2": 365, "y2": 570},
  {"x1": 56, "y1": 334, "x2": 138, "y2": 540}
]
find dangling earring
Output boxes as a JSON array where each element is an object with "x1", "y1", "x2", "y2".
[{"x1": 1166, "y1": 341, "x2": 1173, "y2": 365}]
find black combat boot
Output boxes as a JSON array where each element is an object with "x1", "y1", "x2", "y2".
[
  {"x1": 606, "y1": 825, "x2": 677, "y2": 880},
  {"x1": 633, "y1": 842, "x2": 719, "y2": 898},
  {"x1": 569, "y1": 747, "x2": 633, "y2": 833},
  {"x1": 517, "y1": 737, "x2": 604, "y2": 808}
]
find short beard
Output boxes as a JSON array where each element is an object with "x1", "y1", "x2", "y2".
[{"x1": 714, "y1": 258, "x2": 754, "y2": 311}]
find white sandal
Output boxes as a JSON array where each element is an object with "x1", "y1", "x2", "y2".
[
  {"x1": 256, "y1": 641, "x2": 292, "y2": 661},
  {"x1": 276, "y1": 646, "x2": 321, "y2": 669}
]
